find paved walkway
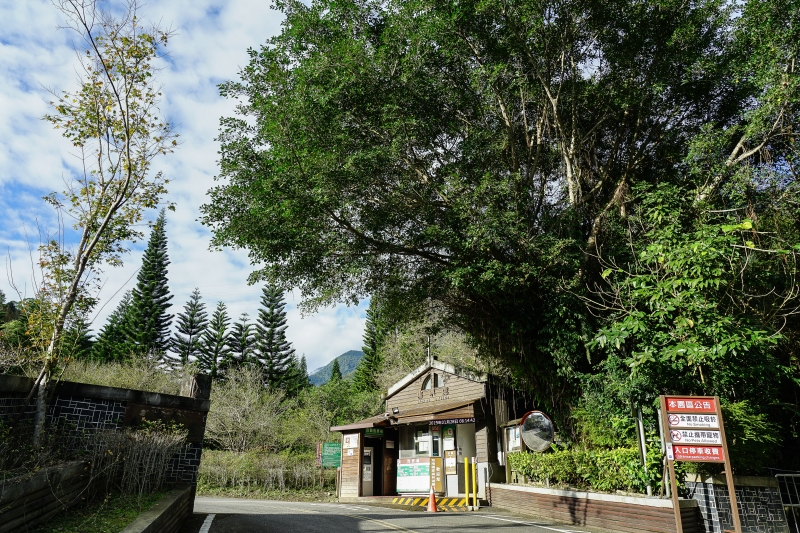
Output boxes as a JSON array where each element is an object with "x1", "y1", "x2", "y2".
[{"x1": 184, "y1": 497, "x2": 607, "y2": 533}]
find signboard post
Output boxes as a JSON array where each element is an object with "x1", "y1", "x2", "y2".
[{"x1": 659, "y1": 395, "x2": 742, "y2": 533}]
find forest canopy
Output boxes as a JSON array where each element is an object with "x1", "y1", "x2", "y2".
[{"x1": 202, "y1": 0, "x2": 800, "y2": 465}]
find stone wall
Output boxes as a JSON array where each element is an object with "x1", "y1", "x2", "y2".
[
  {"x1": 0, "y1": 374, "x2": 210, "y2": 498},
  {"x1": 685, "y1": 474, "x2": 789, "y2": 533},
  {"x1": 0, "y1": 461, "x2": 96, "y2": 533}
]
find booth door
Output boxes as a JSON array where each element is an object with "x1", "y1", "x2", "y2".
[{"x1": 362, "y1": 447, "x2": 374, "y2": 496}]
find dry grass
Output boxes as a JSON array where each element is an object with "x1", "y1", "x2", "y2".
[{"x1": 54, "y1": 356, "x2": 184, "y2": 395}]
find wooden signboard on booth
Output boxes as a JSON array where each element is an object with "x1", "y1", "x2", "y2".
[{"x1": 659, "y1": 395, "x2": 742, "y2": 533}]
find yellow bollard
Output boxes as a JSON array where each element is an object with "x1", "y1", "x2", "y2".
[
  {"x1": 472, "y1": 458, "x2": 478, "y2": 508},
  {"x1": 464, "y1": 457, "x2": 470, "y2": 506}
]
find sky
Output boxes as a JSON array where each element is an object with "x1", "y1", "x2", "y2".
[{"x1": 0, "y1": 0, "x2": 368, "y2": 373}]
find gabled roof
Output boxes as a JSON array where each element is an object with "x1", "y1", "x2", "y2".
[
  {"x1": 385, "y1": 359, "x2": 487, "y2": 400},
  {"x1": 330, "y1": 413, "x2": 389, "y2": 432}
]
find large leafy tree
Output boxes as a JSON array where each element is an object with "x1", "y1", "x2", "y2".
[
  {"x1": 170, "y1": 288, "x2": 208, "y2": 367},
  {"x1": 201, "y1": 0, "x2": 761, "y2": 406},
  {"x1": 254, "y1": 285, "x2": 295, "y2": 388},
  {"x1": 199, "y1": 302, "x2": 232, "y2": 378},
  {"x1": 122, "y1": 209, "x2": 174, "y2": 356}
]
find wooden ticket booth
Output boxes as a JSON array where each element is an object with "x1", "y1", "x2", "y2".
[{"x1": 332, "y1": 360, "x2": 528, "y2": 500}]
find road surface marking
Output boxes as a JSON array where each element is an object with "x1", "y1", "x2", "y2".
[
  {"x1": 352, "y1": 514, "x2": 420, "y2": 533},
  {"x1": 476, "y1": 514, "x2": 583, "y2": 533},
  {"x1": 199, "y1": 513, "x2": 215, "y2": 533}
]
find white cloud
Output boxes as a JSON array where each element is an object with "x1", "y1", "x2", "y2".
[{"x1": 0, "y1": 0, "x2": 366, "y2": 368}]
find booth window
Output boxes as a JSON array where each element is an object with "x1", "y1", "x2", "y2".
[
  {"x1": 399, "y1": 425, "x2": 432, "y2": 458},
  {"x1": 421, "y1": 373, "x2": 442, "y2": 390}
]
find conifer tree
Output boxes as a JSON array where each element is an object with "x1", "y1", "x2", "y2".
[
  {"x1": 92, "y1": 291, "x2": 133, "y2": 361},
  {"x1": 227, "y1": 312, "x2": 255, "y2": 369},
  {"x1": 123, "y1": 210, "x2": 173, "y2": 356},
  {"x1": 283, "y1": 353, "x2": 311, "y2": 396},
  {"x1": 61, "y1": 318, "x2": 94, "y2": 361},
  {"x1": 254, "y1": 285, "x2": 295, "y2": 387},
  {"x1": 352, "y1": 300, "x2": 386, "y2": 392},
  {"x1": 198, "y1": 302, "x2": 231, "y2": 378},
  {"x1": 330, "y1": 358, "x2": 342, "y2": 381},
  {"x1": 170, "y1": 288, "x2": 208, "y2": 367}
]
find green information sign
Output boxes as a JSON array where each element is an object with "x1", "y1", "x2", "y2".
[
  {"x1": 396, "y1": 459, "x2": 431, "y2": 492},
  {"x1": 322, "y1": 441, "x2": 341, "y2": 468}
]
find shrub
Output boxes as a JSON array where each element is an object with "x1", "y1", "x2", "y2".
[
  {"x1": 197, "y1": 450, "x2": 335, "y2": 494},
  {"x1": 90, "y1": 422, "x2": 188, "y2": 498},
  {"x1": 204, "y1": 366, "x2": 287, "y2": 452},
  {"x1": 508, "y1": 445, "x2": 662, "y2": 494}
]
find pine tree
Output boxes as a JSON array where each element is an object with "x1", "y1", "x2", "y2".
[
  {"x1": 254, "y1": 285, "x2": 295, "y2": 388},
  {"x1": 123, "y1": 209, "x2": 173, "y2": 356},
  {"x1": 330, "y1": 358, "x2": 342, "y2": 381},
  {"x1": 61, "y1": 317, "x2": 94, "y2": 361},
  {"x1": 170, "y1": 288, "x2": 208, "y2": 367},
  {"x1": 92, "y1": 291, "x2": 133, "y2": 361},
  {"x1": 227, "y1": 312, "x2": 256, "y2": 369},
  {"x1": 283, "y1": 353, "x2": 311, "y2": 396},
  {"x1": 352, "y1": 300, "x2": 385, "y2": 392},
  {"x1": 198, "y1": 302, "x2": 231, "y2": 378}
]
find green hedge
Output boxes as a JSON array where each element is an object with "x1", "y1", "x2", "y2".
[{"x1": 507, "y1": 446, "x2": 661, "y2": 494}]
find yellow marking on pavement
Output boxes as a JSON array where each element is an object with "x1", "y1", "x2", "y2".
[{"x1": 352, "y1": 515, "x2": 420, "y2": 533}]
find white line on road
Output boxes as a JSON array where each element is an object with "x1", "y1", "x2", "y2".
[
  {"x1": 199, "y1": 513, "x2": 216, "y2": 533},
  {"x1": 475, "y1": 514, "x2": 584, "y2": 533}
]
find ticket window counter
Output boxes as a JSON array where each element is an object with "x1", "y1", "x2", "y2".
[{"x1": 396, "y1": 423, "x2": 474, "y2": 497}]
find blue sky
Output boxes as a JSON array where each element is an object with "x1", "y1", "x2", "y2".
[{"x1": 0, "y1": 0, "x2": 368, "y2": 372}]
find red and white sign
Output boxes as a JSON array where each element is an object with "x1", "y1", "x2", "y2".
[
  {"x1": 669, "y1": 429, "x2": 722, "y2": 445},
  {"x1": 665, "y1": 397, "x2": 717, "y2": 413},
  {"x1": 672, "y1": 445, "x2": 725, "y2": 462},
  {"x1": 668, "y1": 413, "x2": 719, "y2": 429}
]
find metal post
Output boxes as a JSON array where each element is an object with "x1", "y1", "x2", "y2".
[
  {"x1": 660, "y1": 396, "x2": 683, "y2": 533},
  {"x1": 717, "y1": 396, "x2": 743, "y2": 533},
  {"x1": 463, "y1": 457, "x2": 468, "y2": 500},
  {"x1": 471, "y1": 458, "x2": 478, "y2": 508},
  {"x1": 637, "y1": 407, "x2": 652, "y2": 496}
]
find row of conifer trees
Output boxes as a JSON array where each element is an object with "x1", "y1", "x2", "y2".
[{"x1": 91, "y1": 210, "x2": 308, "y2": 394}]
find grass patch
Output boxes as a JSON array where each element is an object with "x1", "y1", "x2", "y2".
[
  {"x1": 196, "y1": 481, "x2": 338, "y2": 502},
  {"x1": 32, "y1": 490, "x2": 166, "y2": 533}
]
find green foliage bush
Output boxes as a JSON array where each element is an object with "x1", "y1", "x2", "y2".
[
  {"x1": 197, "y1": 450, "x2": 336, "y2": 495},
  {"x1": 508, "y1": 445, "x2": 662, "y2": 494}
]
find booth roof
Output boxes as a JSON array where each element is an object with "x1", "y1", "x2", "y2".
[
  {"x1": 330, "y1": 397, "x2": 481, "y2": 432},
  {"x1": 330, "y1": 413, "x2": 390, "y2": 432}
]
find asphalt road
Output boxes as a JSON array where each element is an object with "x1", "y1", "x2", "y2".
[{"x1": 188, "y1": 498, "x2": 602, "y2": 533}]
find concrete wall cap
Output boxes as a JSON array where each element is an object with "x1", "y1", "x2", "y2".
[
  {"x1": 119, "y1": 485, "x2": 192, "y2": 533},
  {"x1": 494, "y1": 483, "x2": 697, "y2": 508},
  {"x1": 684, "y1": 473, "x2": 779, "y2": 488}
]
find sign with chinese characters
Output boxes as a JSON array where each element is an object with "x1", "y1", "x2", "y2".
[
  {"x1": 444, "y1": 450, "x2": 457, "y2": 474},
  {"x1": 667, "y1": 413, "x2": 720, "y2": 429},
  {"x1": 397, "y1": 458, "x2": 431, "y2": 492},
  {"x1": 322, "y1": 441, "x2": 341, "y2": 468},
  {"x1": 672, "y1": 445, "x2": 725, "y2": 462},
  {"x1": 669, "y1": 429, "x2": 722, "y2": 445},
  {"x1": 429, "y1": 418, "x2": 476, "y2": 426},
  {"x1": 343, "y1": 433, "x2": 359, "y2": 449},
  {"x1": 432, "y1": 457, "x2": 443, "y2": 492},
  {"x1": 660, "y1": 394, "x2": 741, "y2": 533},
  {"x1": 665, "y1": 397, "x2": 717, "y2": 413},
  {"x1": 365, "y1": 427, "x2": 384, "y2": 437}
]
